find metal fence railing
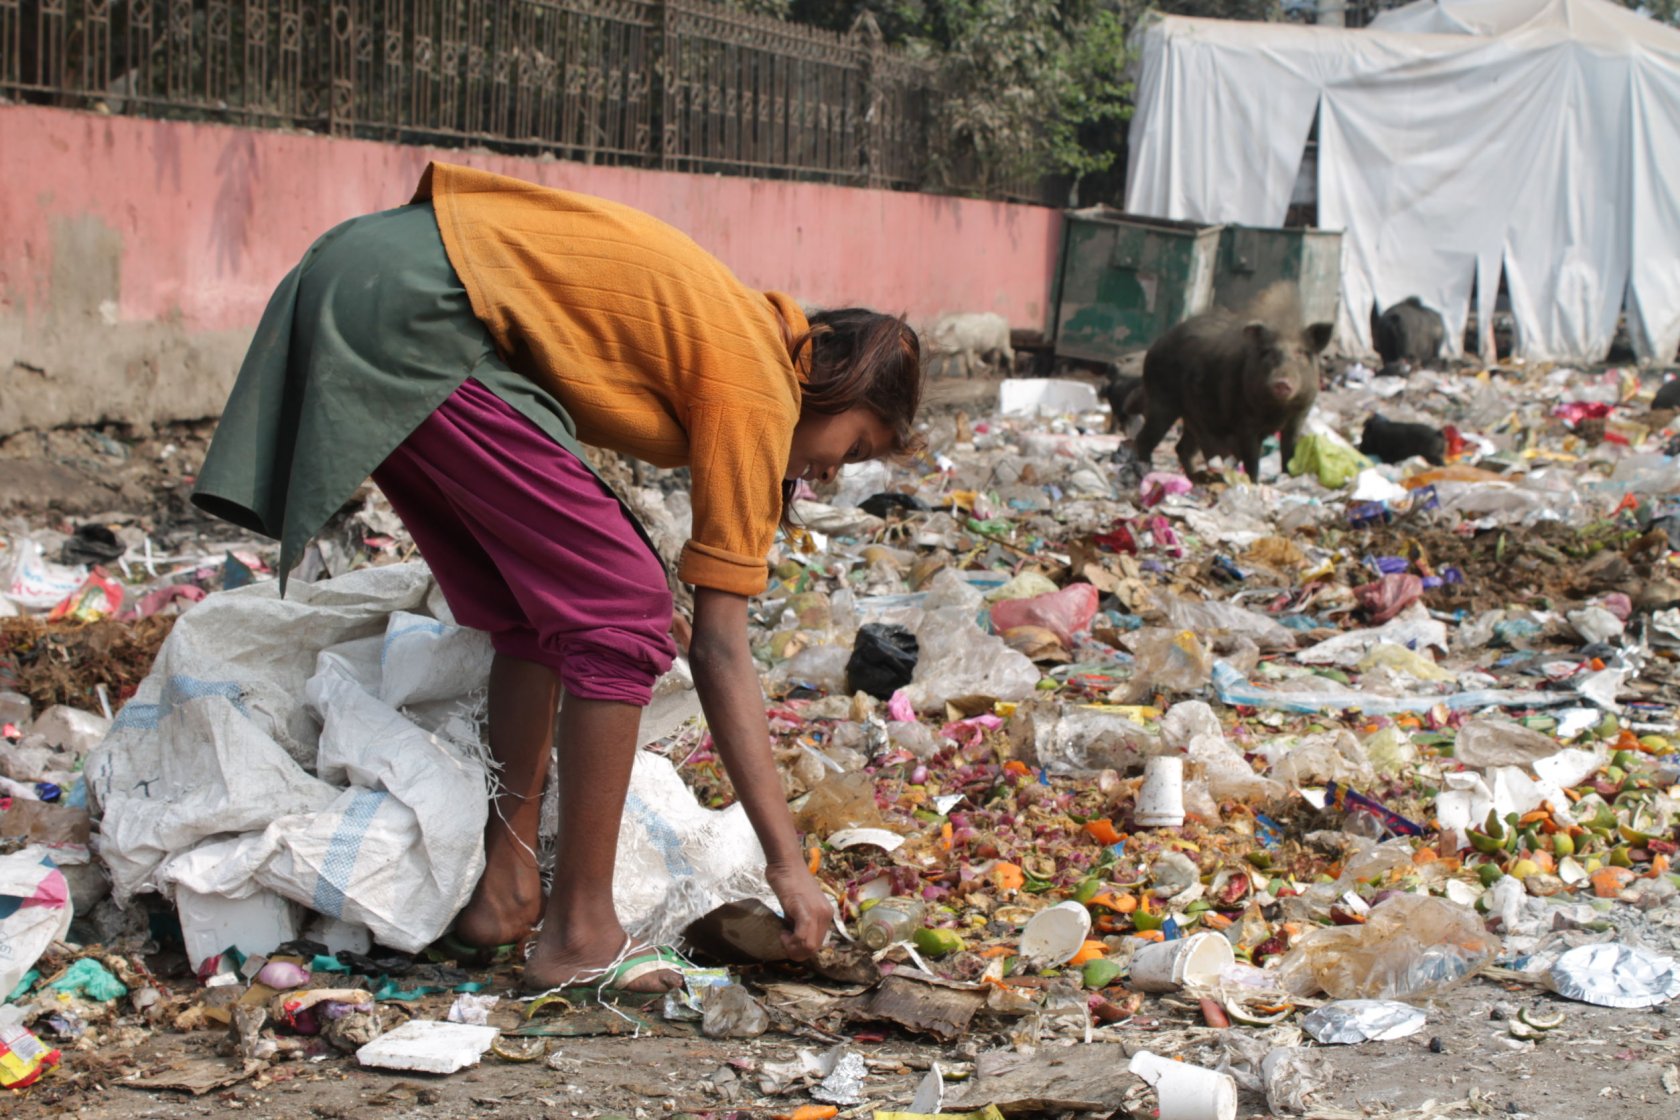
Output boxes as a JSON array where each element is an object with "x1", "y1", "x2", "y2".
[{"x1": 0, "y1": 0, "x2": 1043, "y2": 198}]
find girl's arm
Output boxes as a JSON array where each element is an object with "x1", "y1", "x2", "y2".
[{"x1": 687, "y1": 586, "x2": 830, "y2": 959}]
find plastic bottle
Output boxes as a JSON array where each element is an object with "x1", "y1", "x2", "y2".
[{"x1": 858, "y1": 899, "x2": 925, "y2": 950}]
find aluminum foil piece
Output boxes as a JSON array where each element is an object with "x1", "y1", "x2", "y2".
[
  {"x1": 812, "y1": 1049, "x2": 867, "y2": 1105},
  {"x1": 1302, "y1": 999, "x2": 1427, "y2": 1044},
  {"x1": 1549, "y1": 943, "x2": 1680, "y2": 1008}
]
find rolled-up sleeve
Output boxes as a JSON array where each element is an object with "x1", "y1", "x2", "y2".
[{"x1": 677, "y1": 399, "x2": 796, "y2": 595}]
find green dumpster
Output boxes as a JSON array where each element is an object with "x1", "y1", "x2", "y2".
[
  {"x1": 1050, "y1": 207, "x2": 1223, "y2": 365},
  {"x1": 1212, "y1": 225, "x2": 1343, "y2": 328}
]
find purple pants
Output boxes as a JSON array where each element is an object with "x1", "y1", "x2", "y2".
[{"x1": 372, "y1": 378, "x2": 676, "y2": 706}]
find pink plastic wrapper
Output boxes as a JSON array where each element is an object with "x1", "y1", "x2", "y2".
[
  {"x1": 1354, "y1": 573, "x2": 1424, "y2": 624},
  {"x1": 989, "y1": 583, "x2": 1099, "y2": 645},
  {"x1": 1140, "y1": 472, "x2": 1194, "y2": 509},
  {"x1": 1597, "y1": 592, "x2": 1633, "y2": 622}
]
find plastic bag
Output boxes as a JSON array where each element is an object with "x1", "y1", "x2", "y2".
[
  {"x1": 1452, "y1": 719, "x2": 1564, "y2": 770},
  {"x1": 1123, "y1": 629, "x2": 1213, "y2": 702},
  {"x1": 984, "y1": 570, "x2": 1060, "y2": 603},
  {"x1": 1357, "y1": 642, "x2": 1452, "y2": 682},
  {"x1": 1160, "y1": 593, "x2": 1298, "y2": 652},
  {"x1": 1276, "y1": 894, "x2": 1499, "y2": 1000},
  {"x1": 794, "y1": 770, "x2": 887, "y2": 833},
  {"x1": 989, "y1": 583, "x2": 1099, "y2": 646},
  {"x1": 1354, "y1": 574, "x2": 1424, "y2": 624},
  {"x1": 904, "y1": 611, "x2": 1041, "y2": 715},
  {"x1": 90, "y1": 561, "x2": 764, "y2": 956},
  {"x1": 1265, "y1": 731, "x2": 1375, "y2": 790},
  {"x1": 1008, "y1": 701, "x2": 1154, "y2": 773},
  {"x1": 3, "y1": 539, "x2": 86, "y2": 612},
  {"x1": 846, "y1": 624, "x2": 920, "y2": 700},
  {"x1": 0, "y1": 848, "x2": 72, "y2": 1001},
  {"x1": 1287, "y1": 433, "x2": 1371, "y2": 489},
  {"x1": 770, "y1": 643, "x2": 851, "y2": 695}
]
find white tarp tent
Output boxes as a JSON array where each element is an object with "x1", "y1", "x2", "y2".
[{"x1": 1124, "y1": 0, "x2": 1680, "y2": 364}]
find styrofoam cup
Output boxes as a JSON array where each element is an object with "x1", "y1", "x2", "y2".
[
  {"x1": 1136, "y1": 756, "x2": 1185, "y2": 827},
  {"x1": 1128, "y1": 931, "x2": 1236, "y2": 993},
  {"x1": 1018, "y1": 900, "x2": 1092, "y2": 966},
  {"x1": 1129, "y1": 1050, "x2": 1237, "y2": 1120}
]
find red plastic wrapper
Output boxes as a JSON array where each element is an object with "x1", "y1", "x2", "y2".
[
  {"x1": 46, "y1": 567, "x2": 125, "y2": 623},
  {"x1": 989, "y1": 583, "x2": 1100, "y2": 646},
  {"x1": 1353, "y1": 573, "x2": 1424, "y2": 624},
  {"x1": 0, "y1": 1017, "x2": 61, "y2": 1089}
]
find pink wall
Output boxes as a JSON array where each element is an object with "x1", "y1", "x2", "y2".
[{"x1": 0, "y1": 105, "x2": 1061, "y2": 335}]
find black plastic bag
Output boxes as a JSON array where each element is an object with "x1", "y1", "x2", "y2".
[{"x1": 846, "y1": 623, "x2": 919, "y2": 699}]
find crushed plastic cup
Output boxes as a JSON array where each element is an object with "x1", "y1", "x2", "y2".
[
  {"x1": 1136, "y1": 756, "x2": 1186, "y2": 827},
  {"x1": 1129, "y1": 1049, "x2": 1238, "y2": 1120},
  {"x1": 1019, "y1": 900, "x2": 1092, "y2": 966},
  {"x1": 1128, "y1": 931, "x2": 1236, "y2": 993}
]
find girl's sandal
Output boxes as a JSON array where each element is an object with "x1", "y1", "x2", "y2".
[
  {"x1": 426, "y1": 931, "x2": 521, "y2": 968},
  {"x1": 523, "y1": 944, "x2": 690, "y2": 1009}
]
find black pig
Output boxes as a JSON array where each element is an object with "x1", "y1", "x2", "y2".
[
  {"x1": 1370, "y1": 296, "x2": 1445, "y2": 375},
  {"x1": 1359, "y1": 413, "x2": 1445, "y2": 466},
  {"x1": 1101, "y1": 368, "x2": 1143, "y2": 433},
  {"x1": 1132, "y1": 284, "x2": 1332, "y2": 481}
]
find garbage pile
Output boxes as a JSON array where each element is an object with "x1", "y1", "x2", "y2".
[{"x1": 3, "y1": 358, "x2": 1680, "y2": 1115}]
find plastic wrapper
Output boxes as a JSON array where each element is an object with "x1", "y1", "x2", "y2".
[
  {"x1": 984, "y1": 570, "x2": 1059, "y2": 603},
  {"x1": 1353, "y1": 573, "x2": 1425, "y2": 624},
  {"x1": 1276, "y1": 894, "x2": 1500, "y2": 1000},
  {"x1": 904, "y1": 607, "x2": 1041, "y2": 715},
  {"x1": 1217, "y1": 1032, "x2": 1327, "y2": 1115},
  {"x1": 1123, "y1": 629, "x2": 1214, "y2": 702},
  {"x1": 0, "y1": 1007, "x2": 61, "y2": 1089},
  {"x1": 770, "y1": 643, "x2": 851, "y2": 695},
  {"x1": 989, "y1": 583, "x2": 1099, "y2": 646},
  {"x1": 1357, "y1": 643, "x2": 1453, "y2": 682},
  {"x1": 1548, "y1": 943, "x2": 1680, "y2": 1008},
  {"x1": 701, "y1": 982, "x2": 770, "y2": 1038},
  {"x1": 846, "y1": 623, "x2": 920, "y2": 699},
  {"x1": 1265, "y1": 731, "x2": 1374, "y2": 790},
  {"x1": 1188, "y1": 729, "x2": 1285, "y2": 803},
  {"x1": 1008, "y1": 701, "x2": 1154, "y2": 773},
  {"x1": 3, "y1": 539, "x2": 87, "y2": 612},
  {"x1": 1301, "y1": 999, "x2": 1427, "y2": 1043},
  {"x1": 1159, "y1": 593, "x2": 1299, "y2": 652},
  {"x1": 1296, "y1": 608, "x2": 1448, "y2": 667},
  {"x1": 1287, "y1": 432, "x2": 1371, "y2": 488},
  {"x1": 1212, "y1": 660, "x2": 1566, "y2": 716},
  {"x1": 793, "y1": 770, "x2": 887, "y2": 833},
  {"x1": 1453, "y1": 719, "x2": 1565, "y2": 770}
]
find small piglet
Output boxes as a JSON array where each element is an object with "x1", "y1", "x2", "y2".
[
  {"x1": 1653, "y1": 378, "x2": 1680, "y2": 411},
  {"x1": 1132, "y1": 283, "x2": 1332, "y2": 481},
  {"x1": 1360, "y1": 413, "x2": 1446, "y2": 466},
  {"x1": 1370, "y1": 297, "x2": 1445, "y2": 375}
]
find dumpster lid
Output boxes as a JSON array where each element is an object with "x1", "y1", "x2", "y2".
[{"x1": 1062, "y1": 205, "x2": 1221, "y2": 234}]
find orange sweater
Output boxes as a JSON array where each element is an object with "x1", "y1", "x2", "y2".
[{"x1": 414, "y1": 162, "x2": 806, "y2": 596}]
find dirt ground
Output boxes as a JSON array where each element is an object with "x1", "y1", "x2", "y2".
[
  {"x1": 7, "y1": 368, "x2": 1680, "y2": 1119},
  {"x1": 7, "y1": 976, "x2": 1678, "y2": 1119}
]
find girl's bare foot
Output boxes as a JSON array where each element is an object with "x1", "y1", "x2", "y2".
[{"x1": 452, "y1": 828, "x2": 543, "y2": 948}]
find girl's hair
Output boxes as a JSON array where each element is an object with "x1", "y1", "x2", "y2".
[{"x1": 779, "y1": 308, "x2": 925, "y2": 522}]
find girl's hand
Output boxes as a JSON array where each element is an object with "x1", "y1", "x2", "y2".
[{"x1": 764, "y1": 857, "x2": 831, "y2": 960}]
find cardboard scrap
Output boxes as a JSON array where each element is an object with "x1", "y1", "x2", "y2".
[
  {"x1": 844, "y1": 971, "x2": 988, "y2": 1042},
  {"x1": 943, "y1": 1043, "x2": 1133, "y2": 1113},
  {"x1": 121, "y1": 1057, "x2": 265, "y2": 1095}
]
